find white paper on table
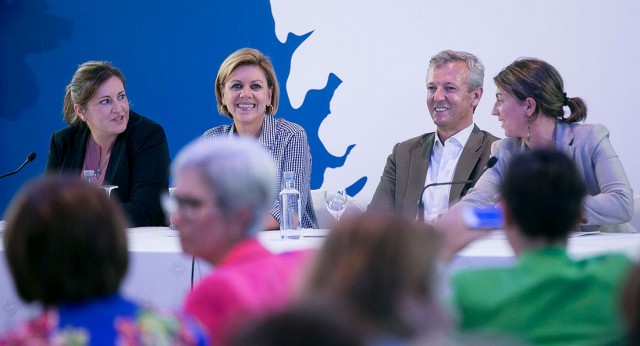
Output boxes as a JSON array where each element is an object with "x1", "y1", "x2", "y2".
[{"x1": 570, "y1": 231, "x2": 601, "y2": 237}]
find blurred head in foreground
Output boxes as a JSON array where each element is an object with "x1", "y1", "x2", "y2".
[
  {"x1": 167, "y1": 137, "x2": 275, "y2": 264},
  {"x1": 301, "y1": 212, "x2": 447, "y2": 341},
  {"x1": 500, "y1": 149, "x2": 586, "y2": 253},
  {"x1": 230, "y1": 304, "x2": 364, "y2": 346},
  {"x1": 4, "y1": 176, "x2": 128, "y2": 305},
  {"x1": 620, "y1": 263, "x2": 640, "y2": 344}
]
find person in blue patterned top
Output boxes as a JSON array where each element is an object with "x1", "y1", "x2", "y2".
[
  {"x1": 202, "y1": 47, "x2": 318, "y2": 230},
  {"x1": 0, "y1": 176, "x2": 208, "y2": 345}
]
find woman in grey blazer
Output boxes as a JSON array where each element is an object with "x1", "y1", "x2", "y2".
[{"x1": 459, "y1": 58, "x2": 634, "y2": 233}]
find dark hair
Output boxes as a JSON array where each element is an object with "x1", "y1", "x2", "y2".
[
  {"x1": 302, "y1": 212, "x2": 441, "y2": 337},
  {"x1": 494, "y1": 58, "x2": 587, "y2": 123},
  {"x1": 63, "y1": 61, "x2": 126, "y2": 125},
  {"x1": 500, "y1": 149, "x2": 586, "y2": 241},
  {"x1": 230, "y1": 304, "x2": 364, "y2": 346},
  {"x1": 621, "y1": 264, "x2": 640, "y2": 344},
  {"x1": 3, "y1": 176, "x2": 129, "y2": 305}
]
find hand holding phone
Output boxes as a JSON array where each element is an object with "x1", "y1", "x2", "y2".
[{"x1": 462, "y1": 206, "x2": 504, "y2": 229}]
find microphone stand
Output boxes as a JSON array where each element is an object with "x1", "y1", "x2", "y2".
[
  {"x1": 417, "y1": 156, "x2": 497, "y2": 223},
  {"x1": 0, "y1": 152, "x2": 37, "y2": 179}
]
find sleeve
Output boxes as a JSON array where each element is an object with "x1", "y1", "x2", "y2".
[
  {"x1": 269, "y1": 128, "x2": 313, "y2": 227},
  {"x1": 449, "y1": 271, "x2": 484, "y2": 331},
  {"x1": 368, "y1": 142, "x2": 400, "y2": 212},
  {"x1": 45, "y1": 132, "x2": 62, "y2": 173},
  {"x1": 120, "y1": 122, "x2": 170, "y2": 227},
  {"x1": 581, "y1": 125, "x2": 634, "y2": 225}
]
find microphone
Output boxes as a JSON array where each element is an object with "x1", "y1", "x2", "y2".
[
  {"x1": 417, "y1": 156, "x2": 497, "y2": 222},
  {"x1": 0, "y1": 152, "x2": 37, "y2": 179}
]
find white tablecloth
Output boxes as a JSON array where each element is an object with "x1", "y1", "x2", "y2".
[
  {"x1": 259, "y1": 229, "x2": 640, "y2": 265},
  {"x1": 1, "y1": 227, "x2": 639, "y2": 332},
  {"x1": 0, "y1": 227, "x2": 210, "y2": 332},
  {"x1": 448, "y1": 231, "x2": 640, "y2": 270}
]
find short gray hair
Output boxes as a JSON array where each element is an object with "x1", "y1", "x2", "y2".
[
  {"x1": 428, "y1": 50, "x2": 485, "y2": 91},
  {"x1": 172, "y1": 138, "x2": 276, "y2": 236}
]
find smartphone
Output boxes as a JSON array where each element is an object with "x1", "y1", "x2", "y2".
[{"x1": 462, "y1": 206, "x2": 504, "y2": 229}]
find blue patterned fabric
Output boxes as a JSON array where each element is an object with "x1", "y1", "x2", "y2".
[{"x1": 0, "y1": 294, "x2": 209, "y2": 345}]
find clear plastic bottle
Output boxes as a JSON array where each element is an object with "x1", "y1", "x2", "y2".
[
  {"x1": 83, "y1": 170, "x2": 96, "y2": 184},
  {"x1": 279, "y1": 171, "x2": 301, "y2": 239}
]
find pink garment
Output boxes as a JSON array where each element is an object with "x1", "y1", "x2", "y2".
[
  {"x1": 184, "y1": 238, "x2": 313, "y2": 345},
  {"x1": 81, "y1": 136, "x2": 112, "y2": 185}
]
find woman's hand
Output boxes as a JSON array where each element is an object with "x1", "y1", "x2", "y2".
[{"x1": 435, "y1": 205, "x2": 491, "y2": 263}]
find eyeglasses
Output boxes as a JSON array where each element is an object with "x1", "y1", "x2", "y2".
[{"x1": 161, "y1": 193, "x2": 217, "y2": 220}]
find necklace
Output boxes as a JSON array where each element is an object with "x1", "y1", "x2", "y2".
[
  {"x1": 96, "y1": 146, "x2": 104, "y2": 179},
  {"x1": 95, "y1": 147, "x2": 111, "y2": 179},
  {"x1": 86, "y1": 137, "x2": 113, "y2": 180},
  {"x1": 93, "y1": 142, "x2": 112, "y2": 179}
]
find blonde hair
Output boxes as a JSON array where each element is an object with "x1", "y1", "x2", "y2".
[{"x1": 214, "y1": 48, "x2": 279, "y2": 119}]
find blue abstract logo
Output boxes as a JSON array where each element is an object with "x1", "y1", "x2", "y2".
[{"x1": 0, "y1": 0, "x2": 365, "y2": 214}]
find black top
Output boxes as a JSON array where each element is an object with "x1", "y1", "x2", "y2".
[{"x1": 46, "y1": 111, "x2": 170, "y2": 227}]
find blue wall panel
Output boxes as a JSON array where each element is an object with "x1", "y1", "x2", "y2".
[{"x1": 0, "y1": 0, "x2": 346, "y2": 215}]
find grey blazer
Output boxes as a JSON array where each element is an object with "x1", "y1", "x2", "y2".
[
  {"x1": 369, "y1": 124, "x2": 499, "y2": 220},
  {"x1": 461, "y1": 121, "x2": 634, "y2": 233}
]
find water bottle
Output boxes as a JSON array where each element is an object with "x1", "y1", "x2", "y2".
[
  {"x1": 279, "y1": 171, "x2": 301, "y2": 239},
  {"x1": 83, "y1": 170, "x2": 96, "y2": 184}
]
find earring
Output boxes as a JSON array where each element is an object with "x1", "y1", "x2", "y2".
[
  {"x1": 526, "y1": 120, "x2": 531, "y2": 142},
  {"x1": 266, "y1": 104, "x2": 274, "y2": 115}
]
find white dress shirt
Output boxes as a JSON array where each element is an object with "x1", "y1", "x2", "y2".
[{"x1": 422, "y1": 123, "x2": 474, "y2": 220}]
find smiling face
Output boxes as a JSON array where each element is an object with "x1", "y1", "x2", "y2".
[
  {"x1": 491, "y1": 87, "x2": 529, "y2": 138},
  {"x1": 220, "y1": 64, "x2": 273, "y2": 131},
  {"x1": 426, "y1": 61, "x2": 482, "y2": 138},
  {"x1": 75, "y1": 76, "x2": 129, "y2": 143}
]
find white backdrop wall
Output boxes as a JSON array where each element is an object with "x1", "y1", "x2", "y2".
[{"x1": 271, "y1": 0, "x2": 640, "y2": 206}]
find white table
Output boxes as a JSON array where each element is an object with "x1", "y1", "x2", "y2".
[
  {"x1": 1, "y1": 227, "x2": 639, "y2": 332},
  {"x1": 259, "y1": 229, "x2": 640, "y2": 266},
  {"x1": 448, "y1": 231, "x2": 640, "y2": 270},
  {"x1": 0, "y1": 227, "x2": 209, "y2": 332}
]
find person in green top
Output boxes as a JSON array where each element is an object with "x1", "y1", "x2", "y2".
[{"x1": 439, "y1": 149, "x2": 632, "y2": 345}]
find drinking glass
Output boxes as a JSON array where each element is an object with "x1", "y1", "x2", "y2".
[
  {"x1": 324, "y1": 189, "x2": 348, "y2": 221},
  {"x1": 100, "y1": 185, "x2": 118, "y2": 197}
]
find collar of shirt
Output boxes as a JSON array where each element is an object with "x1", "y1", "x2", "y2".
[
  {"x1": 433, "y1": 122, "x2": 474, "y2": 149},
  {"x1": 423, "y1": 123, "x2": 476, "y2": 219},
  {"x1": 430, "y1": 122, "x2": 475, "y2": 176},
  {"x1": 228, "y1": 116, "x2": 276, "y2": 150}
]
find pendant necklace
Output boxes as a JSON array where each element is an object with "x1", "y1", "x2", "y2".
[
  {"x1": 95, "y1": 146, "x2": 111, "y2": 179},
  {"x1": 96, "y1": 147, "x2": 104, "y2": 178}
]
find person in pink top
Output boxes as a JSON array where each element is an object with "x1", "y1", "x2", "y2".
[{"x1": 163, "y1": 137, "x2": 311, "y2": 345}]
